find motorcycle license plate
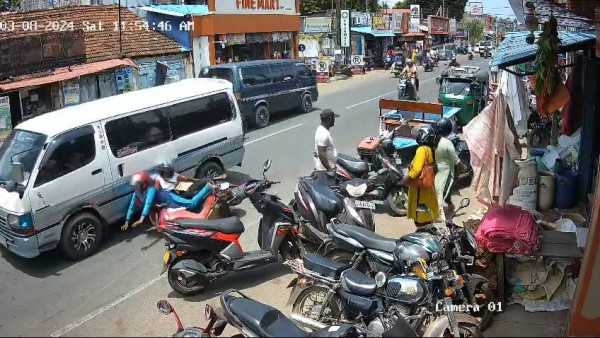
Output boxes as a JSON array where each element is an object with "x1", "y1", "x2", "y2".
[
  {"x1": 355, "y1": 200, "x2": 376, "y2": 210},
  {"x1": 163, "y1": 251, "x2": 170, "y2": 265}
]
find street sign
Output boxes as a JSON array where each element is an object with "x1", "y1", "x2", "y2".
[
  {"x1": 340, "y1": 10, "x2": 350, "y2": 48},
  {"x1": 316, "y1": 60, "x2": 330, "y2": 83},
  {"x1": 350, "y1": 55, "x2": 363, "y2": 66},
  {"x1": 299, "y1": 44, "x2": 306, "y2": 52}
]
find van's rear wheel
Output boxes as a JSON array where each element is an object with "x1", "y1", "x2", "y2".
[
  {"x1": 300, "y1": 93, "x2": 313, "y2": 114},
  {"x1": 254, "y1": 105, "x2": 270, "y2": 129},
  {"x1": 60, "y1": 212, "x2": 103, "y2": 260},
  {"x1": 196, "y1": 161, "x2": 224, "y2": 179}
]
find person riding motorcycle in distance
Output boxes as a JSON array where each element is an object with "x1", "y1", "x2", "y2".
[
  {"x1": 449, "y1": 56, "x2": 460, "y2": 68},
  {"x1": 121, "y1": 172, "x2": 214, "y2": 231},
  {"x1": 402, "y1": 59, "x2": 419, "y2": 91},
  {"x1": 399, "y1": 125, "x2": 439, "y2": 227}
]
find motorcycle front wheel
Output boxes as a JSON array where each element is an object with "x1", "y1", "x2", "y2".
[{"x1": 441, "y1": 323, "x2": 482, "y2": 337}]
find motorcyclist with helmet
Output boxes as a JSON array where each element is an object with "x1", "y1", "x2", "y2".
[
  {"x1": 399, "y1": 125, "x2": 439, "y2": 227},
  {"x1": 402, "y1": 58, "x2": 419, "y2": 91},
  {"x1": 151, "y1": 160, "x2": 210, "y2": 199},
  {"x1": 121, "y1": 171, "x2": 214, "y2": 231},
  {"x1": 448, "y1": 56, "x2": 460, "y2": 68}
]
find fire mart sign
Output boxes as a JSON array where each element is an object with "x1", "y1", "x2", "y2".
[{"x1": 216, "y1": 0, "x2": 298, "y2": 15}]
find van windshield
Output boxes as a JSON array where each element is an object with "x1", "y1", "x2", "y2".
[
  {"x1": 0, "y1": 130, "x2": 47, "y2": 184},
  {"x1": 201, "y1": 68, "x2": 234, "y2": 84}
]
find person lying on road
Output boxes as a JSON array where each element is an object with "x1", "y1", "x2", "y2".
[{"x1": 121, "y1": 172, "x2": 213, "y2": 231}]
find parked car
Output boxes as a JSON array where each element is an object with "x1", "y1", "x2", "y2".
[
  {"x1": 0, "y1": 78, "x2": 245, "y2": 260},
  {"x1": 201, "y1": 60, "x2": 319, "y2": 130}
]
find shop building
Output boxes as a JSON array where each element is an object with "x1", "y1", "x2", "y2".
[
  {"x1": 0, "y1": 5, "x2": 191, "y2": 137},
  {"x1": 352, "y1": 12, "x2": 394, "y2": 59},
  {"x1": 188, "y1": 0, "x2": 300, "y2": 76},
  {"x1": 427, "y1": 15, "x2": 451, "y2": 45},
  {"x1": 299, "y1": 14, "x2": 334, "y2": 60}
]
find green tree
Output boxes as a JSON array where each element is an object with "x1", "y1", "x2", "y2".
[
  {"x1": 463, "y1": 18, "x2": 485, "y2": 42},
  {"x1": 300, "y1": 0, "x2": 381, "y2": 15},
  {"x1": 0, "y1": 0, "x2": 19, "y2": 11},
  {"x1": 404, "y1": 0, "x2": 468, "y2": 20},
  {"x1": 393, "y1": 1, "x2": 409, "y2": 9}
]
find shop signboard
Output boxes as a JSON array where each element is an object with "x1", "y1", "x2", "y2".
[
  {"x1": 409, "y1": 5, "x2": 420, "y2": 33},
  {"x1": 428, "y1": 16, "x2": 449, "y2": 34},
  {"x1": 63, "y1": 79, "x2": 80, "y2": 107},
  {"x1": 351, "y1": 12, "x2": 371, "y2": 27},
  {"x1": 340, "y1": 10, "x2": 350, "y2": 48},
  {"x1": 449, "y1": 18, "x2": 457, "y2": 34},
  {"x1": 372, "y1": 14, "x2": 390, "y2": 31},
  {"x1": 391, "y1": 12, "x2": 403, "y2": 33},
  {"x1": 303, "y1": 17, "x2": 332, "y2": 33},
  {"x1": 316, "y1": 60, "x2": 330, "y2": 83},
  {"x1": 0, "y1": 30, "x2": 86, "y2": 80},
  {"x1": 0, "y1": 96, "x2": 11, "y2": 140},
  {"x1": 214, "y1": 0, "x2": 297, "y2": 15},
  {"x1": 470, "y1": 2, "x2": 483, "y2": 16}
]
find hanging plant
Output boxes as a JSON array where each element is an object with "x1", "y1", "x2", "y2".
[{"x1": 534, "y1": 15, "x2": 561, "y2": 115}]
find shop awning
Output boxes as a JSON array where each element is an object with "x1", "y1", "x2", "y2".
[
  {"x1": 351, "y1": 27, "x2": 396, "y2": 37},
  {"x1": 141, "y1": 5, "x2": 209, "y2": 17},
  {"x1": 0, "y1": 59, "x2": 137, "y2": 92},
  {"x1": 490, "y1": 30, "x2": 596, "y2": 69}
]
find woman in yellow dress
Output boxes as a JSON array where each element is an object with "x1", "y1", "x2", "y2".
[{"x1": 402, "y1": 125, "x2": 440, "y2": 226}]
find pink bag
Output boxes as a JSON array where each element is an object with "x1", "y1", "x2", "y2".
[{"x1": 475, "y1": 205, "x2": 539, "y2": 255}]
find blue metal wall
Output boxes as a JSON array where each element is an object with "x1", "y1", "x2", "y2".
[
  {"x1": 146, "y1": 12, "x2": 192, "y2": 50},
  {"x1": 135, "y1": 54, "x2": 188, "y2": 89}
]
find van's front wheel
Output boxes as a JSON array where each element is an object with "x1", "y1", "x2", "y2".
[{"x1": 60, "y1": 212, "x2": 103, "y2": 260}]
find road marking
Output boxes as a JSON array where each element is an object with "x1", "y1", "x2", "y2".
[
  {"x1": 244, "y1": 123, "x2": 303, "y2": 146},
  {"x1": 345, "y1": 91, "x2": 396, "y2": 109},
  {"x1": 345, "y1": 77, "x2": 437, "y2": 110},
  {"x1": 49, "y1": 275, "x2": 165, "y2": 337}
]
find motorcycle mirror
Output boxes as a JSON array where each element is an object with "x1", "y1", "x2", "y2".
[
  {"x1": 459, "y1": 198, "x2": 470, "y2": 209},
  {"x1": 157, "y1": 300, "x2": 174, "y2": 315},
  {"x1": 219, "y1": 182, "x2": 230, "y2": 190},
  {"x1": 375, "y1": 271, "x2": 387, "y2": 288},
  {"x1": 263, "y1": 159, "x2": 272, "y2": 173},
  {"x1": 204, "y1": 304, "x2": 215, "y2": 321}
]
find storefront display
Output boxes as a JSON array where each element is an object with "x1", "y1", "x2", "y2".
[{"x1": 21, "y1": 87, "x2": 50, "y2": 119}]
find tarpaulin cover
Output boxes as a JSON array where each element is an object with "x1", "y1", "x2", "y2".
[{"x1": 475, "y1": 204, "x2": 540, "y2": 255}]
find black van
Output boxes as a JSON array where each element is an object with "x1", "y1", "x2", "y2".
[{"x1": 200, "y1": 60, "x2": 318, "y2": 129}]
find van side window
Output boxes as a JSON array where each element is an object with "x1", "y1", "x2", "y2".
[
  {"x1": 165, "y1": 93, "x2": 234, "y2": 139},
  {"x1": 295, "y1": 64, "x2": 312, "y2": 77},
  {"x1": 35, "y1": 127, "x2": 96, "y2": 187},
  {"x1": 105, "y1": 110, "x2": 171, "y2": 158},
  {"x1": 271, "y1": 64, "x2": 295, "y2": 83},
  {"x1": 241, "y1": 66, "x2": 272, "y2": 86}
]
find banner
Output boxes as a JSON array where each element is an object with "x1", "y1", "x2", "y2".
[
  {"x1": 391, "y1": 12, "x2": 403, "y2": 33},
  {"x1": 470, "y1": 2, "x2": 483, "y2": 16},
  {"x1": 0, "y1": 96, "x2": 11, "y2": 139},
  {"x1": 303, "y1": 17, "x2": 331, "y2": 33},
  {"x1": 340, "y1": 10, "x2": 350, "y2": 48},
  {"x1": 449, "y1": 18, "x2": 457, "y2": 34},
  {"x1": 63, "y1": 79, "x2": 80, "y2": 107},
  {"x1": 409, "y1": 5, "x2": 420, "y2": 33}
]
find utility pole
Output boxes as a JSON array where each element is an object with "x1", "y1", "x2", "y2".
[{"x1": 118, "y1": 0, "x2": 122, "y2": 56}]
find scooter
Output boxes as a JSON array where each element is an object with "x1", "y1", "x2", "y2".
[
  {"x1": 468, "y1": 52, "x2": 473, "y2": 60},
  {"x1": 423, "y1": 58, "x2": 434, "y2": 72},
  {"x1": 157, "y1": 299, "x2": 227, "y2": 337},
  {"x1": 397, "y1": 75, "x2": 418, "y2": 101},
  {"x1": 219, "y1": 289, "x2": 362, "y2": 337},
  {"x1": 161, "y1": 159, "x2": 304, "y2": 296}
]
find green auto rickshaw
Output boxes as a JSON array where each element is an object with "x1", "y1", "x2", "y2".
[{"x1": 437, "y1": 66, "x2": 489, "y2": 126}]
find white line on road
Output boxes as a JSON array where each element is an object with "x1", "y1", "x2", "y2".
[
  {"x1": 344, "y1": 77, "x2": 436, "y2": 110},
  {"x1": 50, "y1": 275, "x2": 165, "y2": 337},
  {"x1": 244, "y1": 123, "x2": 303, "y2": 146}
]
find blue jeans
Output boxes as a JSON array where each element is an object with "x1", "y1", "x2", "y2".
[{"x1": 157, "y1": 185, "x2": 211, "y2": 210}]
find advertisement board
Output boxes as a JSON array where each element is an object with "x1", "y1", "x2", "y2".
[
  {"x1": 0, "y1": 96, "x2": 11, "y2": 139},
  {"x1": 391, "y1": 12, "x2": 403, "y2": 33},
  {"x1": 449, "y1": 18, "x2": 457, "y2": 34},
  {"x1": 303, "y1": 17, "x2": 332, "y2": 33},
  {"x1": 409, "y1": 5, "x2": 420, "y2": 33},
  {"x1": 470, "y1": 2, "x2": 483, "y2": 16},
  {"x1": 215, "y1": 0, "x2": 297, "y2": 15},
  {"x1": 429, "y1": 16, "x2": 450, "y2": 34},
  {"x1": 340, "y1": 10, "x2": 350, "y2": 48}
]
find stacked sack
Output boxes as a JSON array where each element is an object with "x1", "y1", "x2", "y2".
[
  {"x1": 475, "y1": 204, "x2": 540, "y2": 255},
  {"x1": 507, "y1": 159, "x2": 538, "y2": 211}
]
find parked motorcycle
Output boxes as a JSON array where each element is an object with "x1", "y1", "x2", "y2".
[
  {"x1": 220, "y1": 289, "x2": 364, "y2": 337},
  {"x1": 292, "y1": 174, "x2": 375, "y2": 253},
  {"x1": 157, "y1": 299, "x2": 227, "y2": 337},
  {"x1": 161, "y1": 159, "x2": 303, "y2": 296},
  {"x1": 468, "y1": 52, "x2": 474, "y2": 60},
  {"x1": 287, "y1": 256, "x2": 482, "y2": 337}
]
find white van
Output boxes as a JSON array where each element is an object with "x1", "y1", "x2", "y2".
[{"x1": 0, "y1": 78, "x2": 245, "y2": 260}]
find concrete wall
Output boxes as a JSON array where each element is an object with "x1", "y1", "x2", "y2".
[{"x1": 134, "y1": 53, "x2": 190, "y2": 89}]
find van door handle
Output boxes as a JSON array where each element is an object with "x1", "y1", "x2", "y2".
[
  {"x1": 91, "y1": 168, "x2": 102, "y2": 176},
  {"x1": 117, "y1": 164, "x2": 124, "y2": 177}
]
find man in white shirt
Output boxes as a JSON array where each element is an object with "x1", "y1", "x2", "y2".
[{"x1": 313, "y1": 109, "x2": 339, "y2": 181}]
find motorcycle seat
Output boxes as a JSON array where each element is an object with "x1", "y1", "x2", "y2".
[
  {"x1": 301, "y1": 179, "x2": 342, "y2": 216},
  {"x1": 303, "y1": 253, "x2": 349, "y2": 279},
  {"x1": 334, "y1": 224, "x2": 396, "y2": 253},
  {"x1": 225, "y1": 296, "x2": 307, "y2": 337},
  {"x1": 174, "y1": 216, "x2": 245, "y2": 234},
  {"x1": 340, "y1": 269, "x2": 377, "y2": 297},
  {"x1": 336, "y1": 154, "x2": 369, "y2": 175}
]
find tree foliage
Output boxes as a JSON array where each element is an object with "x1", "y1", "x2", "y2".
[
  {"x1": 300, "y1": 0, "x2": 381, "y2": 15},
  {"x1": 462, "y1": 18, "x2": 485, "y2": 42},
  {"x1": 0, "y1": 0, "x2": 19, "y2": 11},
  {"x1": 394, "y1": 0, "x2": 467, "y2": 20},
  {"x1": 393, "y1": 1, "x2": 409, "y2": 9}
]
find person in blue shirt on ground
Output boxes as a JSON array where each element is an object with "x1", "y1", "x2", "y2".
[{"x1": 121, "y1": 171, "x2": 214, "y2": 231}]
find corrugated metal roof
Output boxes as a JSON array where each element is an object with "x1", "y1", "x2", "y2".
[
  {"x1": 490, "y1": 30, "x2": 595, "y2": 68},
  {"x1": 145, "y1": 4, "x2": 209, "y2": 16},
  {"x1": 508, "y1": 0, "x2": 594, "y2": 30}
]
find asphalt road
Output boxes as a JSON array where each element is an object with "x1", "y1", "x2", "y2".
[{"x1": 0, "y1": 56, "x2": 490, "y2": 337}]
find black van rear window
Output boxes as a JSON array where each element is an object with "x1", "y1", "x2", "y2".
[{"x1": 201, "y1": 68, "x2": 234, "y2": 83}]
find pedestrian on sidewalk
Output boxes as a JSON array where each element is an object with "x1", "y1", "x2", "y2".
[{"x1": 312, "y1": 109, "x2": 339, "y2": 184}]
